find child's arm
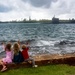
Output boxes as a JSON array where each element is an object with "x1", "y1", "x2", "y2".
[{"x1": 26, "y1": 42, "x2": 30, "y2": 50}]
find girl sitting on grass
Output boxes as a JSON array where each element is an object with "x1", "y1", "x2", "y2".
[{"x1": 0, "y1": 42, "x2": 13, "y2": 72}]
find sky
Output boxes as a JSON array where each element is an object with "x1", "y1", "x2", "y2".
[{"x1": 0, "y1": 0, "x2": 75, "y2": 21}]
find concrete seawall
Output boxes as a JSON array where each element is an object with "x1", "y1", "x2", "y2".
[
  {"x1": 0, "y1": 53, "x2": 75, "y2": 70},
  {"x1": 34, "y1": 53, "x2": 75, "y2": 65}
]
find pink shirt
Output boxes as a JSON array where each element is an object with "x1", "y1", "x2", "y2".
[{"x1": 2, "y1": 50, "x2": 13, "y2": 63}]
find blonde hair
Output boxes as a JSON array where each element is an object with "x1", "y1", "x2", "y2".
[{"x1": 13, "y1": 42, "x2": 20, "y2": 55}]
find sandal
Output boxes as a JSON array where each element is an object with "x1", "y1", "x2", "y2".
[{"x1": 1, "y1": 67, "x2": 7, "y2": 72}]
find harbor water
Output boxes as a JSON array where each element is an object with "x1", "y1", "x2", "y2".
[{"x1": 0, "y1": 23, "x2": 75, "y2": 56}]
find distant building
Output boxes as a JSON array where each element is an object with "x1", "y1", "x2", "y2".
[
  {"x1": 29, "y1": 16, "x2": 31, "y2": 21},
  {"x1": 52, "y1": 16, "x2": 59, "y2": 24},
  {"x1": 69, "y1": 18, "x2": 75, "y2": 23}
]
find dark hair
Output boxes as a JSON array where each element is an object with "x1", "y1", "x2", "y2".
[{"x1": 5, "y1": 42, "x2": 11, "y2": 51}]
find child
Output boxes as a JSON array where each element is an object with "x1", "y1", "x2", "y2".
[
  {"x1": 12, "y1": 42, "x2": 24, "y2": 64},
  {"x1": 21, "y1": 44, "x2": 37, "y2": 67},
  {"x1": 0, "y1": 42, "x2": 5, "y2": 53},
  {"x1": 0, "y1": 42, "x2": 13, "y2": 72}
]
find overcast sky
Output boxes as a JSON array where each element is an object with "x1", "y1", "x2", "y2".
[{"x1": 0, "y1": 0, "x2": 75, "y2": 21}]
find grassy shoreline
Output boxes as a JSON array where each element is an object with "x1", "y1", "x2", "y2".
[{"x1": 0, "y1": 64, "x2": 75, "y2": 75}]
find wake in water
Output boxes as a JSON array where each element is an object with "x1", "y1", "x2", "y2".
[
  {"x1": 25, "y1": 39, "x2": 75, "y2": 55},
  {"x1": 1, "y1": 39, "x2": 75, "y2": 55},
  {"x1": 0, "y1": 39, "x2": 75, "y2": 57}
]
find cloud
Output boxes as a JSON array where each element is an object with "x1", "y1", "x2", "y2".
[
  {"x1": 0, "y1": 0, "x2": 75, "y2": 21},
  {"x1": 0, "y1": 0, "x2": 13, "y2": 12},
  {"x1": 0, "y1": 4, "x2": 12, "y2": 12},
  {"x1": 48, "y1": 0, "x2": 75, "y2": 19},
  {"x1": 22, "y1": 0, "x2": 57, "y2": 8}
]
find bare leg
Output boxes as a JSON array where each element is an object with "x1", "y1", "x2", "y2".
[{"x1": 0, "y1": 59, "x2": 7, "y2": 72}]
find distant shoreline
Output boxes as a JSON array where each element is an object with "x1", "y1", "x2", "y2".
[{"x1": 0, "y1": 22, "x2": 75, "y2": 24}]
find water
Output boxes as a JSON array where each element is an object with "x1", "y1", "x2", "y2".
[{"x1": 0, "y1": 23, "x2": 75, "y2": 56}]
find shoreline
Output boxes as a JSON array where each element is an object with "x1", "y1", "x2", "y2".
[
  {"x1": 0, "y1": 52, "x2": 75, "y2": 70},
  {"x1": 33, "y1": 52, "x2": 75, "y2": 61},
  {"x1": 0, "y1": 51, "x2": 75, "y2": 59}
]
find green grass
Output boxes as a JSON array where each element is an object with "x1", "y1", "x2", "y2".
[{"x1": 0, "y1": 64, "x2": 75, "y2": 75}]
